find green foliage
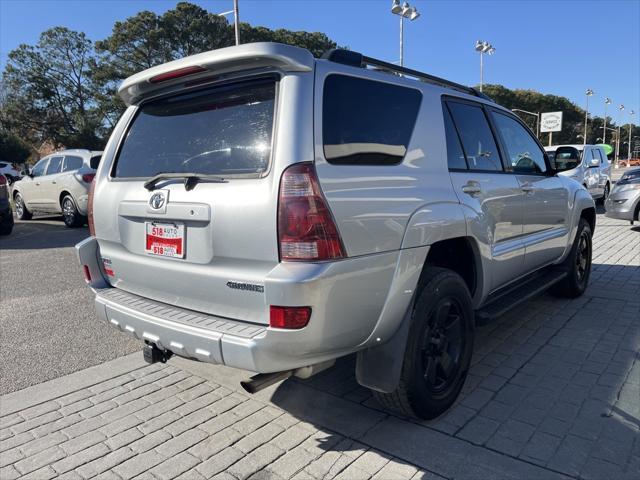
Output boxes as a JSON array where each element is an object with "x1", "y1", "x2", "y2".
[
  {"x1": 0, "y1": 129, "x2": 31, "y2": 163},
  {"x1": 1, "y1": 27, "x2": 103, "y2": 150},
  {"x1": 481, "y1": 84, "x2": 638, "y2": 149},
  {"x1": 0, "y1": 1, "x2": 634, "y2": 157}
]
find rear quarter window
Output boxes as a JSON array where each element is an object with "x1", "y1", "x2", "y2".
[
  {"x1": 322, "y1": 75, "x2": 421, "y2": 165},
  {"x1": 62, "y1": 156, "x2": 83, "y2": 172},
  {"x1": 113, "y1": 79, "x2": 276, "y2": 178}
]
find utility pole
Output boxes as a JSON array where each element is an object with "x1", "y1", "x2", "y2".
[
  {"x1": 233, "y1": 0, "x2": 240, "y2": 45},
  {"x1": 603, "y1": 97, "x2": 611, "y2": 144},
  {"x1": 628, "y1": 110, "x2": 636, "y2": 161}
]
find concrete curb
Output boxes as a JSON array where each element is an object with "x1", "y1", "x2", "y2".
[{"x1": 0, "y1": 352, "x2": 145, "y2": 416}]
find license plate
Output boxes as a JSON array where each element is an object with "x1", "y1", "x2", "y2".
[{"x1": 145, "y1": 222, "x2": 185, "y2": 258}]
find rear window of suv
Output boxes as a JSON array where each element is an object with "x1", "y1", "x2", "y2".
[
  {"x1": 323, "y1": 75, "x2": 421, "y2": 165},
  {"x1": 113, "y1": 79, "x2": 276, "y2": 178}
]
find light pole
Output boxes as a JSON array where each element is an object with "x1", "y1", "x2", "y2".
[
  {"x1": 474, "y1": 40, "x2": 495, "y2": 92},
  {"x1": 217, "y1": 0, "x2": 240, "y2": 45},
  {"x1": 628, "y1": 110, "x2": 636, "y2": 161},
  {"x1": 391, "y1": 1, "x2": 420, "y2": 67},
  {"x1": 583, "y1": 89, "x2": 593, "y2": 146},
  {"x1": 603, "y1": 97, "x2": 611, "y2": 144},
  {"x1": 512, "y1": 109, "x2": 540, "y2": 138},
  {"x1": 616, "y1": 104, "x2": 625, "y2": 166}
]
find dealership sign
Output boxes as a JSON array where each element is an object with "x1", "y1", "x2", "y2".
[{"x1": 540, "y1": 112, "x2": 563, "y2": 132}]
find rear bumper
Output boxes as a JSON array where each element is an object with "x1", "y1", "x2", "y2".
[{"x1": 78, "y1": 236, "x2": 426, "y2": 374}]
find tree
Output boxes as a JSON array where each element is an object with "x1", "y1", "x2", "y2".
[
  {"x1": 0, "y1": 129, "x2": 31, "y2": 163},
  {"x1": 481, "y1": 84, "x2": 621, "y2": 147},
  {"x1": 92, "y1": 2, "x2": 339, "y2": 124},
  {"x1": 1, "y1": 27, "x2": 103, "y2": 149}
]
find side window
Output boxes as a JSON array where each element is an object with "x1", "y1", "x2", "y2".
[
  {"x1": 596, "y1": 149, "x2": 607, "y2": 165},
  {"x1": 492, "y1": 112, "x2": 547, "y2": 174},
  {"x1": 447, "y1": 102, "x2": 502, "y2": 171},
  {"x1": 62, "y1": 156, "x2": 84, "y2": 172},
  {"x1": 323, "y1": 75, "x2": 422, "y2": 165},
  {"x1": 46, "y1": 156, "x2": 63, "y2": 175},
  {"x1": 443, "y1": 105, "x2": 467, "y2": 169},
  {"x1": 31, "y1": 159, "x2": 48, "y2": 177}
]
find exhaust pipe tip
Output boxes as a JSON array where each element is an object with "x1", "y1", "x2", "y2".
[{"x1": 240, "y1": 370, "x2": 293, "y2": 394}]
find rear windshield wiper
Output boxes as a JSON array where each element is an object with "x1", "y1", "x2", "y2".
[{"x1": 144, "y1": 173, "x2": 226, "y2": 191}]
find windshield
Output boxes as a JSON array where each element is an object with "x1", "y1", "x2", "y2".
[
  {"x1": 113, "y1": 79, "x2": 276, "y2": 178},
  {"x1": 618, "y1": 170, "x2": 640, "y2": 184}
]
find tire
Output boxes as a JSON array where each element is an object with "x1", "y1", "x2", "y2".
[
  {"x1": 61, "y1": 195, "x2": 85, "y2": 228},
  {"x1": 373, "y1": 267, "x2": 475, "y2": 420},
  {"x1": 597, "y1": 183, "x2": 610, "y2": 205},
  {"x1": 550, "y1": 218, "x2": 592, "y2": 298},
  {"x1": 14, "y1": 193, "x2": 32, "y2": 220},
  {"x1": 0, "y1": 213, "x2": 13, "y2": 235}
]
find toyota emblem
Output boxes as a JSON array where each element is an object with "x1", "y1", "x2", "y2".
[{"x1": 149, "y1": 192, "x2": 166, "y2": 210}]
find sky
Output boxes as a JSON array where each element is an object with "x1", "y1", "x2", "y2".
[{"x1": 0, "y1": 0, "x2": 638, "y2": 125}]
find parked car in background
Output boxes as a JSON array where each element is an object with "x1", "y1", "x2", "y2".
[
  {"x1": 0, "y1": 174, "x2": 14, "y2": 235},
  {"x1": 76, "y1": 43, "x2": 595, "y2": 420},
  {"x1": 12, "y1": 149, "x2": 101, "y2": 227},
  {"x1": 545, "y1": 144, "x2": 611, "y2": 202},
  {"x1": 0, "y1": 162, "x2": 22, "y2": 186},
  {"x1": 605, "y1": 167, "x2": 640, "y2": 224}
]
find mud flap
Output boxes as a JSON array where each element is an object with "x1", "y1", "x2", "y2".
[{"x1": 355, "y1": 296, "x2": 414, "y2": 393}]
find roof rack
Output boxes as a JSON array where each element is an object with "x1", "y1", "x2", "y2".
[{"x1": 321, "y1": 49, "x2": 494, "y2": 102}]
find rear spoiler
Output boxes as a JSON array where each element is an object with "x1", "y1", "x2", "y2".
[{"x1": 118, "y1": 42, "x2": 315, "y2": 106}]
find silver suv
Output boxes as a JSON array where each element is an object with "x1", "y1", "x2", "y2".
[
  {"x1": 545, "y1": 144, "x2": 611, "y2": 202},
  {"x1": 13, "y1": 149, "x2": 101, "y2": 227},
  {"x1": 77, "y1": 43, "x2": 595, "y2": 419}
]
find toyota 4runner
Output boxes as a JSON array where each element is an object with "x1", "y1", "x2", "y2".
[{"x1": 77, "y1": 43, "x2": 595, "y2": 419}]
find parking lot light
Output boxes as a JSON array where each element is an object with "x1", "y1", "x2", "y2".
[
  {"x1": 217, "y1": 0, "x2": 240, "y2": 45},
  {"x1": 616, "y1": 104, "x2": 625, "y2": 166},
  {"x1": 628, "y1": 110, "x2": 636, "y2": 161},
  {"x1": 391, "y1": 1, "x2": 421, "y2": 67},
  {"x1": 475, "y1": 40, "x2": 495, "y2": 92},
  {"x1": 603, "y1": 97, "x2": 612, "y2": 144},
  {"x1": 584, "y1": 89, "x2": 594, "y2": 146}
]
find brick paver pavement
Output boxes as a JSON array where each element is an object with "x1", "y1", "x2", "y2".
[{"x1": 1, "y1": 211, "x2": 638, "y2": 479}]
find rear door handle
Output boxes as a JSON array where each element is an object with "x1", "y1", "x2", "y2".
[
  {"x1": 462, "y1": 181, "x2": 481, "y2": 195},
  {"x1": 52, "y1": 181, "x2": 56, "y2": 184},
  {"x1": 521, "y1": 182, "x2": 534, "y2": 193}
]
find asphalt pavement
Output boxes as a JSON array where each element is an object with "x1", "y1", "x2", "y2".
[{"x1": 0, "y1": 216, "x2": 140, "y2": 394}]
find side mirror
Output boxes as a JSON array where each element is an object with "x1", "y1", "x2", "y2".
[
  {"x1": 89, "y1": 156, "x2": 101, "y2": 170},
  {"x1": 588, "y1": 158, "x2": 599, "y2": 168}
]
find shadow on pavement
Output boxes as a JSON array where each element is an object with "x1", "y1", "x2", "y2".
[
  {"x1": 0, "y1": 216, "x2": 89, "y2": 250},
  {"x1": 266, "y1": 262, "x2": 640, "y2": 478}
]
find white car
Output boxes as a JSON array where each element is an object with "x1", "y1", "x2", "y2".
[
  {"x1": 0, "y1": 161, "x2": 22, "y2": 185},
  {"x1": 13, "y1": 149, "x2": 101, "y2": 227},
  {"x1": 545, "y1": 144, "x2": 611, "y2": 202}
]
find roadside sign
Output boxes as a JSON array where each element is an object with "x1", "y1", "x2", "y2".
[{"x1": 540, "y1": 112, "x2": 563, "y2": 132}]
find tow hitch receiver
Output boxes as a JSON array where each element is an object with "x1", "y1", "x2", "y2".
[{"x1": 143, "y1": 343, "x2": 172, "y2": 364}]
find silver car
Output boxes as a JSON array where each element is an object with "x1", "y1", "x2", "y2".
[
  {"x1": 77, "y1": 43, "x2": 595, "y2": 419},
  {"x1": 545, "y1": 144, "x2": 611, "y2": 202},
  {"x1": 605, "y1": 167, "x2": 640, "y2": 223},
  {"x1": 13, "y1": 149, "x2": 101, "y2": 227}
]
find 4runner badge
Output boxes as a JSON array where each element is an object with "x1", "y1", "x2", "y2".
[{"x1": 147, "y1": 190, "x2": 169, "y2": 214}]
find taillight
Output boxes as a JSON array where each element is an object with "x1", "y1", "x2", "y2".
[
  {"x1": 0, "y1": 175, "x2": 5, "y2": 186},
  {"x1": 82, "y1": 173, "x2": 95, "y2": 183},
  {"x1": 270, "y1": 306, "x2": 311, "y2": 329},
  {"x1": 87, "y1": 180, "x2": 96, "y2": 236},
  {"x1": 149, "y1": 65, "x2": 207, "y2": 83},
  {"x1": 277, "y1": 163, "x2": 345, "y2": 261}
]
